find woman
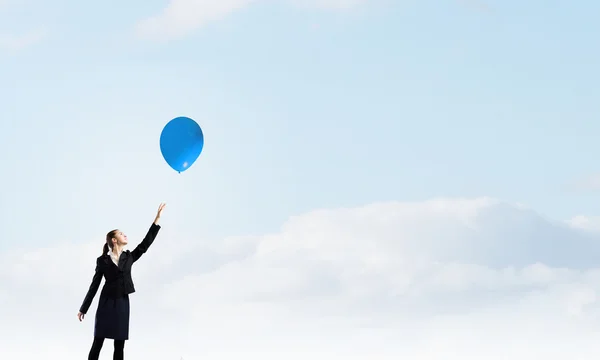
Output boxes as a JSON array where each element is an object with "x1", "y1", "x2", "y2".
[{"x1": 78, "y1": 202, "x2": 166, "y2": 360}]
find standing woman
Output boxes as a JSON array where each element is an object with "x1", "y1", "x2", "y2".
[{"x1": 77, "y1": 203, "x2": 166, "y2": 360}]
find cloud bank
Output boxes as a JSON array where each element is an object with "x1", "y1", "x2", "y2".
[{"x1": 2, "y1": 197, "x2": 600, "y2": 359}]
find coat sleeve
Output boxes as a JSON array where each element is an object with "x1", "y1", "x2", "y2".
[
  {"x1": 131, "y1": 223, "x2": 161, "y2": 263},
  {"x1": 79, "y1": 258, "x2": 103, "y2": 314}
]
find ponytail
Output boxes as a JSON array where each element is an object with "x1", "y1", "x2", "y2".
[{"x1": 103, "y1": 229, "x2": 118, "y2": 256}]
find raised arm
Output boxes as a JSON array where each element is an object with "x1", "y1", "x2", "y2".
[
  {"x1": 131, "y1": 222, "x2": 161, "y2": 262},
  {"x1": 131, "y1": 202, "x2": 165, "y2": 263},
  {"x1": 79, "y1": 258, "x2": 103, "y2": 314}
]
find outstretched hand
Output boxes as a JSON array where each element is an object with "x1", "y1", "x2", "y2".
[
  {"x1": 77, "y1": 311, "x2": 84, "y2": 322},
  {"x1": 154, "y1": 202, "x2": 166, "y2": 224}
]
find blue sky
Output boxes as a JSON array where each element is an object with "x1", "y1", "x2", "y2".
[
  {"x1": 1, "y1": 0, "x2": 600, "y2": 246},
  {"x1": 0, "y1": 1, "x2": 598, "y2": 254},
  {"x1": 3, "y1": 1, "x2": 600, "y2": 358}
]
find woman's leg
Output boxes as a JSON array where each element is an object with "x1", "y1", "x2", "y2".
[
  {"x1": 88, "y1": 337, "x2": 104, "y2": 360},
  {"x1": 113, "y1": 339, "x2": 125, "y2": 360}
]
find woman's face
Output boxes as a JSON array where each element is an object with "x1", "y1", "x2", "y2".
[{"x1": 111, "y1": 230, "x2": 128, "y2": 246}]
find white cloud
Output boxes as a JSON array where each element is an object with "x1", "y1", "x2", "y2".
[
  {"x1": 567, "y1": 215, "x2": 600, "y2": 232},
  {"x1": 289, "y1": 0, "x2": 368, "y2": 11},
  {"x1": 567, "y1": 173, "x2": 600, "y2": 191},
  {"x1": 0, "y1": 30, "x2": 44, "y2": 52},
  {"x1": 3, "y1": 197, "x2": 600, "y2": 359},
  {"x1": 134, "y1": 0, "x2": 368, "y2": 41},
  {"x1": 135, "y1": 0, "x2": 257, "y2": 41},
  {"x1": 0, "y1": 1, "x2": 45, "y2": 52}
]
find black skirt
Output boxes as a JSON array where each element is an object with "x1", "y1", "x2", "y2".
[{"x1": 94, "y1": 294, "x2": 130, "y2": 340}]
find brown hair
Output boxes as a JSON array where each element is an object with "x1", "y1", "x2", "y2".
[{"x1": 103, "y1": 229, "x2": 119, "y2": 256}]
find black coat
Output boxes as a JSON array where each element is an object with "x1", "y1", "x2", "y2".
[{"x1": 79, "y1": 223, "x2": 161, "y2": 314}]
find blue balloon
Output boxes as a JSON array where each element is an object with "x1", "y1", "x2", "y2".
[{"x1": 160, "y1": 116, "x2": 204, "y2": 173}]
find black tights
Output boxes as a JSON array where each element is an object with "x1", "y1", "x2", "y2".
[{"x1": 88, "y1": 336, "x2": 125, "y2": 360}]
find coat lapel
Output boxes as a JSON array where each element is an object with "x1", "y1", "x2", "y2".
[{"x1": 117, "y1": 251, "x2": 128, "y2": 270}]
